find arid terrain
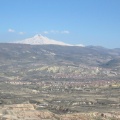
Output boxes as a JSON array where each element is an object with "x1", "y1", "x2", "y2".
[{"x1": 0, "y1": 44, "x2": 119, "y2": 120}]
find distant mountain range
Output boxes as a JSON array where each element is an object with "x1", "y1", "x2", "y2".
[
  {"x1": 14, "y1": 34, "x2": 84, "y2": 47},
  {"x1": 0, "y1": 43, "x2": 120, "y2": 81}
]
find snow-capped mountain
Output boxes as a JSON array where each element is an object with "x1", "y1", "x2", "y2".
[{"x1": 15, "y1": 34, "x2": 72, "y2": 46}]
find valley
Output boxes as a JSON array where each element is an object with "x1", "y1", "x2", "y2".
[{"x1": 0, "y1": 44, "x2": 119, "y2": 119}]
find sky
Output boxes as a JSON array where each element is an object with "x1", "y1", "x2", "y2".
[{"x1": 0, "y1": 0, "x2": 120, "y2": 48}]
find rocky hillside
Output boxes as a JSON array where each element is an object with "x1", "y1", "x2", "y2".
[{"x1": 0, "y1": 103, "x2": 119, "y2": 120}]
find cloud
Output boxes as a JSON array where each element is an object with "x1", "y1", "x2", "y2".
[
  {"x1": 50, "y1": 30, "x2": 59, "y2": 34},
  {"x1": 8, "y1": 28, "x2": 15, "y2": 33},
  {"x1": 43, "y1": 30, "x2": 70, "y2": 34},
  {"x1": 43, "y1": 31, "x2": 49, "y2": 34},
  {"x1": 8, "y1": 29, "x2": 26, "y2": 35},
  {"x1": 19, "y1": 32, "x2": 25, "y2": 35},
  {"x1": 61, "y1": 30, "x2": 70, "y2": 34}
]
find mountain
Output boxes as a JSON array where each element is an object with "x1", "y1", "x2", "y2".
[{"x1": 15, "y1": 34, "x2": 72, "y2": 46}]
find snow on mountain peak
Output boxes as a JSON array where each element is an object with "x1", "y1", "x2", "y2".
[
  {"x1": 15, "y1": 34, "x2": 71, "y2": 46},
  {"x1": 14, "y1": 34, "x2": 85, "y2": 47}
]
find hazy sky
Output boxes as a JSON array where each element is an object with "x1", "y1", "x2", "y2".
[{"x1": 0, "y1": 0, "x2": 120, "y2": 48}]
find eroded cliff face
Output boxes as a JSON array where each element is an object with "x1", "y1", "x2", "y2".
[{"x1": 0, "y1": 103, "x2": 119, "y2": 120}]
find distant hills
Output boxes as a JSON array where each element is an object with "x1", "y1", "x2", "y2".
[
  {"x1": 0, "y1": 43, "x2": 120, "y2": 81},
  {"x1": 102, "y1": 58, "x2": 120, "y2": 68}
]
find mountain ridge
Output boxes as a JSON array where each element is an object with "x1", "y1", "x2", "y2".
[{"x1": 0, "y1": 43, "x2": 120, "y2": 81}]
